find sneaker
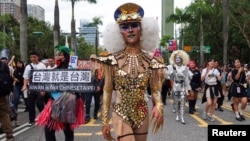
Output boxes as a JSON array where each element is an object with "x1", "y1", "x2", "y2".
[
  {"x1": 217, "y1": 106, "x2": 224, "y2": 112},
  {"x1": 239, "y1": 114, "x2": 245, "y2": 120},
  {"x1": 27, "y1": 121, "x2": 35, "y2": 127},
  {"x1": 236, "y1": 116, "x2": 242, "y2": 121},
  {"x1": 207, "y1": 116, "x2": 215, "y2": 122},
  {"x1": 202, "y1": 112, "x2": 207, "y2": 120},
  {"x1": 13, "y1": 121, "x2": 19, "y2": 127}
]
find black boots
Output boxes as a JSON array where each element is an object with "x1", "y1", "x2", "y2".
[
  {"x1": 217, "y1": 105, "x2": 224, "y2": 112},
  {"x1": 188, "y1": 100, "x2": 196, "y2": 114}
]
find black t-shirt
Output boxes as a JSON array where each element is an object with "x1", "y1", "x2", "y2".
[{"x1": 232, "y1": 69, "x2": 246, "y2": 84}]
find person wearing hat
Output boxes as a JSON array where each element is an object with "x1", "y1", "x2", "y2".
[
  {"x1": 97, "y1": 3, "x2": 165, "y2": 141},
  {"x1": 36, "y1": 46, "x2": 84, "y2": 141},
  {"x1": 84, "y1": 53, "x2": 103, "y2": 123}
]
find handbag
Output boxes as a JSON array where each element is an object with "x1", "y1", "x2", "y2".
[{"x1": 51, "y1": 92, "x2": 77, "y2": 123}]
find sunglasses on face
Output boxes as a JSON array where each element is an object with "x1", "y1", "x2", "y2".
[{"x1": 120, "y1": 22, "x2": 140, "y2": 31}]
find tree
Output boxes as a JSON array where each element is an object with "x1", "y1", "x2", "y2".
[
  {"x1": 88, "y1": 16, "x2": 102, "y2": 55},
  {"x1": 63, "y1": 0, "x2": 97, "y2": 55},
  {"x1": 54, "y1": 0, "x2": 60, "y2": 56},
  {"x1": 186, "y1": 0, "x2": 214, "y2": 66},
  {"x1": 0, "y1": 14, "x2": 19, "y2": 51},
  {"x1": 230, "y1": 0, "x2": 250, "y2": 48},
  {"x1": 88, "y1": 16, "x2": 103, "y2": 27},
  {"x1": 166, "y1": 7, "x2": 190, "y2": 50},
  {"x1": 222, "y1": 0, "x2": 229, "y2": 65},
  {"x1": 27, "y1": 17, "x2": 54, "y2": 59},
  {"x1": 20, "y1": 0, "x2": 28, "y2": 63}
]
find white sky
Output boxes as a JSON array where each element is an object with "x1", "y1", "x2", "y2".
[{"x1": 27, "y1": 0, "x2": 192, "y2": 34}]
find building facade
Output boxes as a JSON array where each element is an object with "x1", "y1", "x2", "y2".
[
  {"x1": 79, "y1": 19, "x2": 98, "y2": 48},
  {"x1": 0, "y1": 0, "x2": 20, "y2": 21},
  {"x1": 27, "y1": 4, "x2": 45, "y2": 21},
  {"x1": 161, "y1": 0, "x2": 174, "y2": 38}
]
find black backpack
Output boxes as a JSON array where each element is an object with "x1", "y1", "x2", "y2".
[{"x1": 0, "y1": 61, "x2": 11, "y2": 96}]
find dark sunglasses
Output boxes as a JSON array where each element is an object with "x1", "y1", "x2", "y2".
[{"x1": 120, "y1": 22, "x2": 140, "y2": 31}]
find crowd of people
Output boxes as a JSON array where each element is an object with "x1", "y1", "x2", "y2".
[{"x1": 1, "y1": 2, "x2": 250, "y2": 141}]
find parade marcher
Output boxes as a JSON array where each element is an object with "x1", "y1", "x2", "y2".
[
  {"x1": 167, "y1": 50, "x2": 192, "y2": 124},
  {"x1": 97, "y1": 3, "x2": 165, "y2": 141},
  {"x1": 221, "y1": 64, "x2": 230, "y2": 100},
  {"x1": 84, "y1": 54, "x2": 103, "y2": 123},
  {"x1": 22, "y1": 51, "x2": 47, "y2": 126},
  {"x1": 47, "y1": 57, "x2": 57, "y2": 69},
  {"x1": 214, "y1": 60, "x2": 224, "y2": 112},
  {"x1": 230, "y1": 59, "x2": 248, "y2": 121},
  {"x1": 187, "y1": 60, "x2": 202, "y2": 114},
  {"x1": 0, "y1": 60, "x2": 14, "y2": 141},
  {"x1": 201, "y1": 59, "x2": 221, "y2": 122},
  {"x1": 246, "y1": 65, "x2": 250, "y2": 103},
  {"x1": 13, "y1": 60, "x2": 27, "y2": 126},
  {"x1": 36, "y1": 46, "x2": 84, "y2": 141}
]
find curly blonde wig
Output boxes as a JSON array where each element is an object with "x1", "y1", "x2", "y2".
[
  {"x1": 169, "y1": 50, "x2": 190, "y2": 66},
  {"x1": 103, "y1": 17, "x2": 160, "y2": 54}
]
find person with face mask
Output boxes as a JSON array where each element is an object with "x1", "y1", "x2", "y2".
[
  {"x1": 35, "y1": 46, "x2": 84, "y2": 141},
  {"x1": 167, "y1": 50, "x2": 192, "y2": 124},
  {"x1": 97, "y1": 3, "x2": 165, "y2": 141},
  {"x1": 187, "y1": 60, "x2": 202, "y2": 114}
]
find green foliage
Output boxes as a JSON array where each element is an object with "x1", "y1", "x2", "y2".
[
  {"x1": 27, "y1": 17, "x2": 54, "y2": 59},
  {"x1": 88, "y1": 16, "x2": 103, "y2": 27},
  {"x1": 160, "y1": 35, "x2": 173, "y2": 47},
  {"x1": 163, "y1": 0, "x2": 250, "y2": 63},
  {"x1": 77, "y1": 37, "x2": 95, "y2": 60},
  {"x1": 0, "y1": 14, "x2": 19, "y2": 57}
]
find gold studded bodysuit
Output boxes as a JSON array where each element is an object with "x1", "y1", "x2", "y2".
[
  {"x1": 98, "y1": 50, "x2": 165, "y2": 129},
  {"x1": 113, "y1": 69, "x2": 149, "y2": 129}
]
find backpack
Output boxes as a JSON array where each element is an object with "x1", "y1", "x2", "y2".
[
  {"x1": 0, "y1": 62, "x2": 11, "y2": 96},
  {"x1": 51, "y1": 92, "x2": 77, "y2": 123}
]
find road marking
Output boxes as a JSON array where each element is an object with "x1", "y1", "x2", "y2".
[
  {"x1": 0, "y1": 123, "x2": 31, "y2": 141},
  {"x1": 190, "y1": 113, "x2": 208, "y2": 127},
  {"x1": 83, "y1": 124, "x2": 101, "y2": 127},
  {"x1": 81, "y1": 118, "x2": 101, "y2": 127},
  {"x1": 222, "y1": 105, "x2": 250, "y2": 117},
  {"x1": 74, "y1": 133, "x2": 93, "y2": 136},
  {"x1": 213, "y1": 115, "x2": 233, "y2": 125},
  {"x1": 13, "y1": 127, "x2": 31, "y2": 136}
]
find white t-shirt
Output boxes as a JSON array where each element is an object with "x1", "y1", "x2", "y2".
[
  {"x1": 201, "y1": 68, "x2": 220, "y2": 85},
  {"x1": 47, "y1": 65, "x2": 57, "y2": 69},
  {"x1": 246, "y1": 71, "x2": 250, "y2": 83},
  {"x1": 23, "y1": 62, "x2": 46, "y2": 79}
]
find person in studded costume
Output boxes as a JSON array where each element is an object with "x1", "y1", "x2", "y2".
[
  {"x1": 96, "y1": 3, "x2": 165, "y2": 141},
  {"x1": 167, "y1": 50, "x2": 192, "y2": 124}
]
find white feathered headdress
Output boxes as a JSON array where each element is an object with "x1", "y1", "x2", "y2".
[{"x1": 102, "y1": 17, "x2": 160, "y2": 54}]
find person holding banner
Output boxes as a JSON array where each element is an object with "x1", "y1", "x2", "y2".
[
  {"x1": 36, "y1": 46, "x2": 84, "y2": 141},
  {"x1": 98, "y1": 3, "x2": 165, "y2": 141}
]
